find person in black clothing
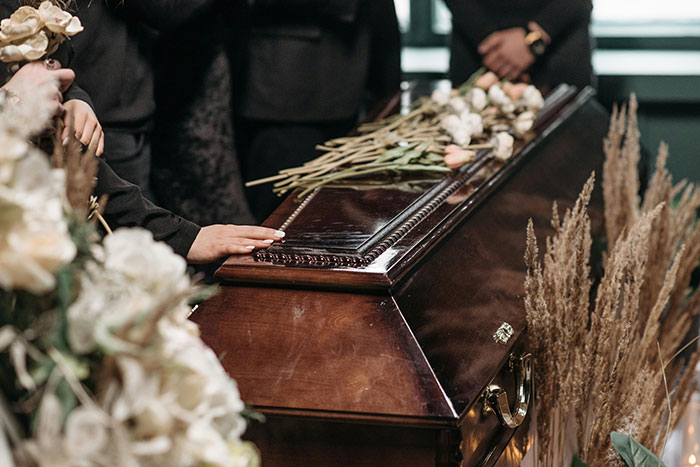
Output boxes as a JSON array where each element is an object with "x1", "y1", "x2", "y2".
[
  {"x1": 235, "y1": 0, "x2": 401, "y2": 222},
  {"x1": 3, "y1": 0, "x2": 216, "y2": 198},
  {"x1": 445, "y1": 0, "x2": 594, "y2": 91},
  {"x1": 0, "y1": 61, "x2": 285, "y2": 263},
  {"x1": 151, "y1": 0, "x2": 255, "y2": 226}
]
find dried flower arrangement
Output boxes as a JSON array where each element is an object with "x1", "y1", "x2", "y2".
[
  {"x1": 247, "y1": 69, "x2": 543, "y2": 198},
  {"x1": 525, "y1": 95, "x2": 700, "y2": 466}
]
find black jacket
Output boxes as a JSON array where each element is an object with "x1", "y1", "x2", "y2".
[
  {"x1": 96, "y1": 158, "x2": 200, "y2": 257},
  {"x1": 236, "y1": 0, "x2": 401, "y2": 122},
  {"x1": 445, "y1": 0, "x2": 594, "y2": 90}
]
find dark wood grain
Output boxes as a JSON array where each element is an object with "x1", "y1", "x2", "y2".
[{"x1": 193, "y1": 86, "x2": 609, "y2": 466}]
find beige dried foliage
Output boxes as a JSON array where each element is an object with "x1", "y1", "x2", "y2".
[
  {"x1": 50, "y1": 118, "x2": 98, "y2": 217},
  {"x1": 527, "y1": 94, "x2": 700, "y2": 466}
]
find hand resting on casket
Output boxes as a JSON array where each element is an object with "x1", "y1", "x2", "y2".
[{"x1": 185, "y1": 225, "x2": 286, "y2": 264}]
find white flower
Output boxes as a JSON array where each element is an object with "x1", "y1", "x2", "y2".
[
  {"x1": 459, "y1": 111, "x2": 483, "y2": 137},
  {"x1": 430, "y1": 89, "x2": 449, "y2": 107},
  {"x1": 103, "y1": 228, "x2": 189, "y2": 295},
  {"x1": 37, "y1": 1, "x2": 83, "y2": 36},
  {"x1": 447, "y1": 96, "x2": 468, "y2": 114},
  {"x1": 0, "y1": 151, "x2": 75, "y2": 294},
  {"x1": 466, "y1": 87, "x2": 487, "y2": 112},
  {"x1": 491, "y1": 132, "x2": 515, "y2": 161},
  {"x1": 513, "y1": 110, "x2": 536, "y2": 137},
  {"x1": 487, "y1": 84, "x2": 510, "y2": 107},
  {"x1": 0, "y1": 6, "x2": 42, "y2": 42},
  {"x1": 519, "y1": 85, "x2": 544, "y2": 111}
]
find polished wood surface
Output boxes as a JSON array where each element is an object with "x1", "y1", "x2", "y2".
[{"x1": 192, "y1": 86, "x2": 609, "y2": 466}]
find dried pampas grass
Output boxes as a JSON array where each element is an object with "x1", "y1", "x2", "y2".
[{"x1": 527, "y1": 94, "x2": 700, "y2": 466}]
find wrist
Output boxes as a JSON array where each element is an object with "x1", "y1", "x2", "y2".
[{"x1": 524, "y1": 25, "x2": 548, "y2": 59}]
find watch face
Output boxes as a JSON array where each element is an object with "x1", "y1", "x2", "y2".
[{"x1": 530, "y1": 38, "x2": 546, "y2": 56}]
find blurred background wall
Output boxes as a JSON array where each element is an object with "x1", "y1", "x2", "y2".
[{"x1": 396, "y1": 0, "x2": 700, "y2": 182}]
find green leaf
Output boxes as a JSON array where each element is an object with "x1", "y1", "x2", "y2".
[
  {"x1": 611, "y1": 432, "x2": 666, "y2": 467},
  {"x1": 572, "y1": 454, "x2": 590, "y2": 467}
]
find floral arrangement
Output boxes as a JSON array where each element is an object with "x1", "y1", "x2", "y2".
[
  {"x1": 525, "y1": 95, "x2": 700, "y2": 466},
  {"x1": 247, "y1": 69, "x2": 543, "y2": 198},
  {"x1": 0, "y1": 49, "x2": 259, "y2": 467},
  {"x1": 0, "y1": 1, "x2": 82, "y2": 65}
]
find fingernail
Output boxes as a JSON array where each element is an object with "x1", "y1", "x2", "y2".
[
  {"x1": 263, "y1": 239, "x2": 274, "y2": 244},
  {"x1": 246, "y1": 245, "x2": 255, "y2": 250},
  {"x1": 62, "y1": 137, "x2": 69, "y2": 146},
  {"x1": 274, "y1": 230, "x2": 285, "y2": 238}
]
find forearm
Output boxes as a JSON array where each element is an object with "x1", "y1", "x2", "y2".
[{"x1": 96, "y1": 158, "x2": 201, "y2": 258}]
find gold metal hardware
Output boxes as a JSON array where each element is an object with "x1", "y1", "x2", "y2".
[
  {"x1": 482, "y1": 353, "x2": 532, "y2": 429},
  {"x1": 493, "y1": 322, "x2": 514, "y2": 345}
]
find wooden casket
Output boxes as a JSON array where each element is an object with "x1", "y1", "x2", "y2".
[{"x1": 191, "y1": 86, "x2": 608, "y2": 466}]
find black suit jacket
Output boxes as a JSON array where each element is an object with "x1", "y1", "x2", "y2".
[
  {"x1": 236, "y1": 0, "x2": 401, "y2": 122},
  {"x1": 445, "y1": 0, "x2": 594, "y2": 90}
]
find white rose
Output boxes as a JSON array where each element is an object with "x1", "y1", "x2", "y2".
[
  {"x1": 459, "y1": 111, "x2": 483, "y2": 137},
  {"x1": 0, "y1": 153, "x2": 75, "y2": 294},
  {"x1": 38, "y1": 1, "x2": 83, "y2": 36},
  {"x1": 103, "y1": 228, "x2": 189, "y2": 295},
  {"x1": 466, "y1": 87, "x2": 487, "y2": 112},
  {"x1": 519, "y1": 85, "x2": 544, "y2": 110},
  {"x1": 430, "y1": 89, "x2": 449, "y2": 107},
  {"x1": 513, "y1": 110, "x2": 536, "y2": 137},
  {"x1": 15, "y1": 30, "x2": 48, "y2": 61},
  {"x1": 0, "y1": 6, "x2": 42, "y2": 42},
  {"x1": 447, "y1": 96, "x2": 467, "y2": 114},
  {"x1": 487, "y1": 84, "x2": 510, "y2": 107},
  {"x1": 440, "y1": 114, "x2": 461, "y2": 134},
  {"x1": 491, "y1": 132, "x2": 514, "y2": 161}
]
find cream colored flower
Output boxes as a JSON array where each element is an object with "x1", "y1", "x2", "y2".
[
  {"x1": 491, "y1": 132, "x2": 514, "y2": 161},
  {"x1": 0, "y1": 6, "x2": 42, "y2": 43},
  {"x1": 430, "y1": 89, "x2": 450, "y2": 107},
  {"x1": 466, "y1": 87, "x2": 487, "y2": 112},
  {"x1": 513, "y1": 110, "x2": 536, "y2": 137},
  {"x1": 519, "y1": 85, "x2": 544, "y2": 110},
  {"x1": 0, "y1": 152, "x2": 75, "y2": 294},
  {"x1": 37, "y1": 1, "x2": 83, "y2": 36}
]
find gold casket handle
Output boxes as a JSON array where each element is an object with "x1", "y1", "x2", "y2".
[{"x1": 483, "y1": 353, "x2": 532, "y2": 429}]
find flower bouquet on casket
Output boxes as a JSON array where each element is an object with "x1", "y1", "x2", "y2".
[
  {"x1": 0, "y1": 57, "x2": 259, "y2": 467},
  {"x1": 247, "y1": 68, "x2": 544, "y2": 198}
]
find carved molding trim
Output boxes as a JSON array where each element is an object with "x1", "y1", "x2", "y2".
[{"x1": 253, "y1": 151, "x2": 493, "y2": 268}]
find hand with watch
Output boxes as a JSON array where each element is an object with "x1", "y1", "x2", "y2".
[{"x1": 477, "y1": 21, "x2": 551, "y2": 81}]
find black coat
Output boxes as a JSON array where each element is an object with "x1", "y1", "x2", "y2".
[
  {"x1": 236, "y1": 0, "x2": 401, "y2": 122},
  {"x1": 445, "y1": 0, "x2": 594, "y2": 90}
]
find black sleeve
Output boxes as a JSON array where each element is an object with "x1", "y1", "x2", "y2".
[
  {"x1": 365, "y1": 0, "x2": 401, "y2": 105},
  {"x1": 249, "y1": 0, "x2": 363, "y2": 24},
  {"x1": 444, "y1": 0, "x2": 500, "y2": 47},
  {"x1": 63, "y1": 83, "x2": 95, "y2": 110},
  {"x1": 532, "y1": 0, "x2": 592, "y2": 45},
  {"x1": 96, "y1": 158, "x2": 201, "y2": 258},
  {"x1": 122, "y1": 0, "x2": 216, "y2": 30}
]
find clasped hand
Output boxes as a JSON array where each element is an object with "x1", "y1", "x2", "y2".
[{"x1": 478, "y1": 27, "x2": 534, "y2": 81}]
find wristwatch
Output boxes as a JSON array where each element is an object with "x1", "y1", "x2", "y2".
[{"x1": 525, "y1": 30, "x2": 547, "y2": 57}]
